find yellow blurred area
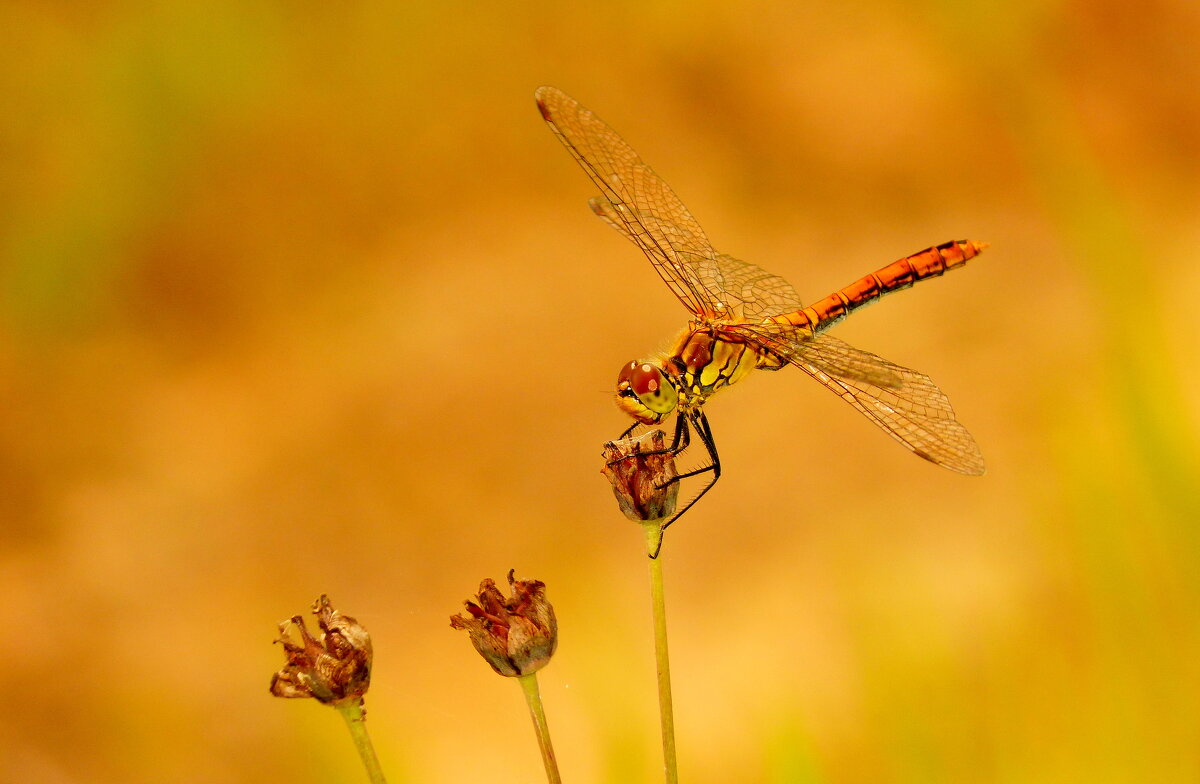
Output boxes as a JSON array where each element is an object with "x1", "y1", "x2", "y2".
[{"x1": 2, "y1": 1, "x2": 1198, "y2": 781}]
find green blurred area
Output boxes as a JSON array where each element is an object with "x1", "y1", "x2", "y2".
[{"x1": 2, "y1": 1, "x2": 1198, "y2": 782}]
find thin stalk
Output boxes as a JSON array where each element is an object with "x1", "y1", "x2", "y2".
[
  {"x1": 335, "y1": 698, "x2": 388, "y2": 784},
  {"x1": 644, "y1": 521, "x2": 679, "y2": 784},
  {"x1": 518, "y1": 672, "x2": 563, "y2": 784}
]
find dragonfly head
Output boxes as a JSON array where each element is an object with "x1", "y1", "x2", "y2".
[{"x1": 615, "y1": 360, "x2": 678, "y2": 424}]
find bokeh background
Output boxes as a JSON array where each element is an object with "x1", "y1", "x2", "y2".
[{"x1": 3, "y1": 1, "x2": 1198, "y2": 782}]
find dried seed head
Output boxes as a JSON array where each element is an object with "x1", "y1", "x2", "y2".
[
  {"x1": 601, "y1": 429, "x2": 679, "y2": 522},
  {"x1": 450, "y1": 570, "x2": 557, "y2": 677},
  {"x1": 270, "y1": 595, "x2": 372, "y2": 705}
]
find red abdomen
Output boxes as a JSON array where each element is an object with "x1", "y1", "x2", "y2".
[{"x1": 767, "y1": 240, "x2": 986, "y2": 333}]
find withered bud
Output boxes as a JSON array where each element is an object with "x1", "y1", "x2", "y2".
[
  {"x1": 270, "y1": 595, "x2": 372, "y2": 705},
  {"x1": 601, "y1": 429, "x2": 679, "y2": 522},
  {"x1": 450, "y1": 570, "x2": 557, "y2": 677}
]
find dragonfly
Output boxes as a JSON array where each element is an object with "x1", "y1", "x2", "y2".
[{"x1": 535, "y1": 86, "x2": 985, "y2": 541}]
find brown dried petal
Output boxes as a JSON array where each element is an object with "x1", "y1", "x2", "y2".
[
  {"x1": 270, "y1": 595, "x2": 372, "y2": 705},
  {"x1": 450, "y1": 570, "x2": 557, "y2": 677},
  {"x1": 601, "y1": 429, "x2": 679, "y2": 522}
]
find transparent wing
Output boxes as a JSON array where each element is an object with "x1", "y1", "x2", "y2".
[
  {"x1": 538, "y1": 86, "x2": 803, "y2": 320},
  {"x1": 703, "y1": 254, "x2": 804, "y2": 319},
  {"x1": 536, "y1": 86, "x2": 716, "y2": 315},
  {"x1": 725, "y1": 325, "x2": 985, "y2": 474},
  {"x1": 590, "y1": 196, "x2": 804, "y2": 319},
  {"x1": 802, "y1": 359, "x2": 985, "y2": 475},
  {"x1": 725, "y1": 326, "x2": 902, "y2": 386}
]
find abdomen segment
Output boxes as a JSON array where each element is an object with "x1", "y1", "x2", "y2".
[{"x1": 768, "y1": 240, "x2": 987, "y2": 333}]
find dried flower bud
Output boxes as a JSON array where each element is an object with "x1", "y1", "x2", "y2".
[
  {"x1": 601, "y1": 429, "x2": 679, "y2": 522},
  {"x1": 450, "y1": 570, "x2": 557, "y2": 677},
  {"x1": 270, "y1": 595, "x2": 372, "y2": 705}
]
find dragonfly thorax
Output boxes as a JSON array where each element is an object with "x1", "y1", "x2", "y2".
[
  {"x1": 668, "y1": 327, "x2": 760, "y2": 398},
  {"x1": 615, "y1": 360, "x2": 678, "y2": 424}
]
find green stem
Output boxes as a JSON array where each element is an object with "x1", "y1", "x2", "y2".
[
  {"x1": 336, "y1": 699, "x2": 388, "y2": 784},
  {"x1": 645, "y1": 522, "x2": 679, "y2": 784},
  {"x1": 518, "y1": 672, "x2": 563, "y2": 784}
]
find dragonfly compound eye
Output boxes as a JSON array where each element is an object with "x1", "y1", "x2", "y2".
[{"x1": 615, "y1": 361, "x2": 678, "y2": 424}]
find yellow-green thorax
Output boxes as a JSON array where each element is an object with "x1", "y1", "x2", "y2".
[{"x1": 663, "y1": 323, "x2": 763, "y2": 408}]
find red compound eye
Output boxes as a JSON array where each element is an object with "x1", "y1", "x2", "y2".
[
  {"x1": 615, "y1": 360, "x2": 677, "y2": 421},
  {"x1": 630, "y1": 363, "x2": 662, "y2": 396}
]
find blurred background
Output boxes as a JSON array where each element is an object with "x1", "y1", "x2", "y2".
[{"x1": 2, "y1": 1, "x2": 1198, "y2": 782}]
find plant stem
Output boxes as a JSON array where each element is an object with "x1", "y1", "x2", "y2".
[
  {"x1": 644, "y1": 521, "x2": 679, "y2": 784},
  {"x1": 518, "y1": 672, "x2": 563, "y2": 784},
  {"x1": 336, "y1": 698, "x2": 388, "y2": 784}
]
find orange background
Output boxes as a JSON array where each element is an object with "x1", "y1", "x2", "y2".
[{"x1": 2, "y1": 1, "x2": 1198, "y2": 782}]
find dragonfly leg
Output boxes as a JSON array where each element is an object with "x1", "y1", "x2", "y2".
[
  {"x1": 667, "y1": 411, "x2": 690, "y2": 456},
  {"x1": 664, "y1": 410, "x2": 716, "y2": 484},
  {"x1": 647, "y1": 410, "x2": 722, "y2": 558},
  {"x1": 607, "y1": 413, "x2": 689, "y2": 467}
]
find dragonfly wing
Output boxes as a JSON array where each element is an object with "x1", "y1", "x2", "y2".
[
  {"x1": 700, "y1": 253, "x2": 804, "y2": 319},
  {"x1": 802, "y1": 360, "x2": 986, "y2": 475},
  {"x1": 537, "y1": 86, "x2": 722, "y2": 317},
  {"x1": 591, "y1": 196, "x2": 803, "y2": 320},
  {"x1": 726, "y1": 325, "x2": 985, "y2": 474},
  {"x1": 726, "y1": 327, "x2": 903, "y2": 387},
  {"x1": 587, "y1": 196, "x2": 711, "y2": 309}
]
